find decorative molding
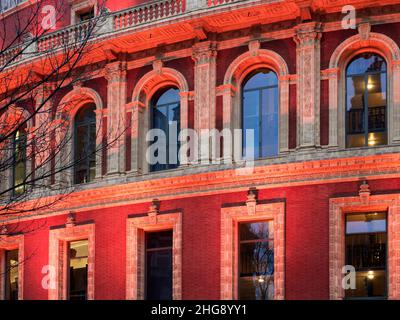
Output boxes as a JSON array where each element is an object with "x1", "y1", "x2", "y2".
[
  {"x1": 48, "y1": 222, "x2": 95, "y2": 300},
  {"x1": 328, "y1": 32, "x2": 400, "y2": 148},
  {"x1": 329, "y1": 185, "x2": 400, "y2": 300},
  {"x1": 126, "y1": 210, "x2": 182, "y2": 300},
  {"x1": 221, "y1": 194, "x2": 285, "y2": 300},
  {"x1": 0, "y1": 234, "x2": 24, "y2": 300}
]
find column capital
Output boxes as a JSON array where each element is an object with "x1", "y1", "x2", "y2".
[
  {"x1": 293, "y1": 22, "x2": 322, "y2": 47},
  {"x1": 105, "y1": 61, "x2": 127, "y2": 83},
  {"x1": 216, "y1": 84, "x2": 237, "y2": 97},
  {"x1": 192, "y1": 41, "x2": 218, "y2": 65}
]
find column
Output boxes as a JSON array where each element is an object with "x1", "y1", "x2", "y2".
[
  {"x1": 128, "y1": 101, "x2": 145, "y2": 175},
  {"x1": 327, "y1": 68, "x2": 340, "y2": 148},
  {"x1": 105, "y1": 61, "x2": 127, "y2": 176},
  {"x1": 192, "y1": 41, "x2": 217, "y2": 163},
  {"x1": 294, "y1": 22, "x2": 322, "y2": 149}
]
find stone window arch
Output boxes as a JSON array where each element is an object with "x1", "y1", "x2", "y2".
[
  {"x1": 55, "y1": 87, "x2": 104, "y2": 186},
  {"x1": 221, "y1": 43, "x2": 290, "y2": 162},
  {"x1": 328, "y1": 30, "x2": 400, "y2": 149},
  {"x1": 128, "y1": 64, "x2": 190, "y2": 174}
]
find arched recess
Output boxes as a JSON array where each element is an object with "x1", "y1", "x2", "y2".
[
  {"x1": 221, "y1": 48, "x2": 290, "y2": 161},
  {"x1": 128, "y1": 66, "x2": 190, "y2": 174},
  {"x1": 327, "y1": 32, "x2": 400, "y2": 148},
  {"x1": 55, "y1": 86, "x2": 105, "y2": 185},
  {"x1": 0, "y1": 105, "x2": 33, "y2": 195}
]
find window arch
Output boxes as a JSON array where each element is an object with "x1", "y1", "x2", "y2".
[
  {"x1": 242, "y1": 69, "x2": 279, "y2": 159},
  {"x1": 149, "y1": 87, "x2": 180, "y2": 172},
  {"x1": 74, "y1": 104, "x2": 96, "y2": 184},
  {"x1": 346, "y1": 53, "x2": 387, "y2": 148},
  {"x1": 12, "y1": 126, "x2": 27, "y2": 196}
]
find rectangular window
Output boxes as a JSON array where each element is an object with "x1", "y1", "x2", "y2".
[
  {"x1": 345, "y1": 212, "x2": 387, "y2": 299},
  {"x1": 0, "y1": 0, "x2": 25, "y2": 13},
  {"x1": 239, "y1": 221, "x2": 274, "y2": 300},
  {"x1": 4, "y1": 249, "x2": 19, "y2": 300},
  {"x1": 145, "y1": 230, "x2": 173, "y2": 300},
  {"x1": 68, "y1": 240, "x2": 88, "y2": 300},
  {"x1": 76, "y1": 7, "x2": 94, "y2": 23}
]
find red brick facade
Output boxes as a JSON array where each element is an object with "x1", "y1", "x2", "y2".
[{"x1": 2, "y1": 0, "x2": 400, "y2": 300}]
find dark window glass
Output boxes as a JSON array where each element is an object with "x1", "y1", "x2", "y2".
[
  {"x1": 242, "y1": 70, "x2": 279, "y2": 159},
  {"x1": 68, "y1": 240, "x2": 88, "y2": 300},
  {"x1": 77, "y1": 8, "x2": 94, "y2": 22},
  {"x1": 150, "y1": 88, "x2": 180, "y2": 172},
  {"x1": 145, "y1": 230, "x2": 173, "y2": 300},
  {"x1": 346, "y1": 53, "x2": 387, "y2": 148},
  {"x1": 345, "y1": 212, "x2": 387, "y2": 299},
  {"x1": 239, "y1": 221, "x2": 274, "y2": 300},
  {"x1": 13, "y1": 128, "x2": 26, "y2": 197},
  {"x1": 4, "y1": 249, "x2": 19, "y2": 300},
  {"x1": 74, "y1": 104, "x2": 96, "y2": 184}
]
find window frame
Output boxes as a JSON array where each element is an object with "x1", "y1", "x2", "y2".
[
  {"x1": 12, "y1": 128, "x2": 27, "y2": 197},
  {"x1": 0, "y1": 234, "x2": 24, "y2": 300},
  {"x1": 345, "y1": 54, "x2": 388, "y2": 148},
  {"x1": 149, "y1": 87, "x2": 181, "y2": 173},
  {"x1": 73, "y1": 104, "x2": 97, "y2": 185},
  {"x1": 220, "y1": 200, "x2": 285, "y2": 300},
  {"x1": 344, "y1": 212, "x2": 388, "y2": 299},
  {"x1": 240, "y1": 69, "x2": 279, "y2": 160},
  {"x1": 126, "y1": 211, "x2": 182, "y2": 300}
]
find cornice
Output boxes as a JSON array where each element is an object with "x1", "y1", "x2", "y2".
[{"x1": 3, "y1": 152, "x2": 400, "y2": 223}]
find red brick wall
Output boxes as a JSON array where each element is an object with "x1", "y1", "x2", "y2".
[{"x1": 12, "y1": 177, "x2": 400, "y2": 300}]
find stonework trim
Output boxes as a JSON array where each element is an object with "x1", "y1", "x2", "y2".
[
  {"x1": 329, "y1": 194, "x2": 400, "y2": 300},
  {"x1": 130, "y1": 67, "x2": 190, "y2": 174},
  {"x1": 220, "y1": 201, "x2": 285, "y2": 300},
  {"x1": 126, "y1": 211, "x2": 182, "y2": 300},
  {"x1": 48, "y1": 223, "x2": 95, "y2": 300},
  {"x1": 0, "y1": 234, "x2": 24, "y2": 300},
  {"x1": 327, "y1": 32, "x2": 400, "y2": 148},
  {"x1": 222, "y1": 49, "x2": 290, "y2": 157}
]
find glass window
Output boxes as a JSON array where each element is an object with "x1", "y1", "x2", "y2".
[
  {"x1": 242, "y1": 70, "x2": 279, "y2": 159},
  {"x1": 239, "y1": 221, "x2": 274, "y2": 300},
  {"x1": 13, "y1": 128, "x2": 26, "y2": 197},
  {"x1": 346, "y1": 53, "x2": 387, "y2": 148},
  {"x1": 0, "y1": 0, "x2": 25, "y2": 13},
  {"x1": 4, "y1": 249, "x2": 19, "y2": 300},
  {"x1": 74, "y1": 104, "x2": 96, "y2": 184},
  {"x1": 145, "y1": 230, "x2": 173, "y2": 300},
  {"x1": 345, "y1": 212, "x2": 387, "y2": 299},
  {"x1": 68, "y1": 240, "x2": 88, "y2": 300},
  {"x1": 150, "y1": 88, "x2": 180, "y2": 172}
]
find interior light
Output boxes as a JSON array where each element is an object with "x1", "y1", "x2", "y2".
[
  {"x1": 367, "y1": 270, "x2": 375, "y2": 280},
  {"x1": 258, "y1": 276, "x2": 265, "y2": 283},
  {"x1": 368, "y1": 133, "x2": 377, "y2": 146}
]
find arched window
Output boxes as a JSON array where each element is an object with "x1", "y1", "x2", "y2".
[
  {"x1": 74, "y1": 104, "x2": 96, "y2": 184},
  {"x1": 242, "y1": 69, "x2": 279, "y2": 159},
  {"x1": 346, "y1": 53, "x2": 387, "y2": 148},
  {"x1": 150, "y1": 87, "x2": 180, "y2": 172},
  {"x1": 12, "y1": 127, "x2": 26, "y2": 196}
]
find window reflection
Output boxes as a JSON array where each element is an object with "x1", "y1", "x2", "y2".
[
  {"x1": 346, "y1": 54, "x2": 387, "y2": 148},
  {"x1": 345, "y1": 212, "x2": 387, "y2": 299},
  {"x1": 242, "y1": 70, "x2": 279, "y2": 159},
  {"x1": 145, "y1": 230, "x2": 173, "y2": 300},
  {"x1": 5, "y1": 249, "x2": 19, "y2": 300},
  {"x1": 239, "y1": 221, "x2": 274, "y2": 300},
  {"x1": 150, "y1": 88, "x2": 180, "y2": 172},
  {"x1": 74, "y1": 104, "x2": 96, "y2": 184},
  {"x1": 68, "y1": 240, "x2": 88, "y2": 300},
  {"x1": 13, "y1": 128, "x2": 26, "y2": 196}
]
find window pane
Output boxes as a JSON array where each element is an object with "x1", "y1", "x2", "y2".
[
  {"x1": 5, "y1": 249, "x2": 19, "y2": 300},
  {"x1": 239, "y1": 221, "x2": 274, "y2": 300},
  {"x1": 74, "y1": 104, "x2": 96, "y2": 184},
  {"x1": 151, "y1": 88, "x2": 180, "y2": 172},
  {"x1": 145, "y1": 231, "x2": 173, "y2": 300},
  {"x1": 261, "y1": 87, "x2": 279, "y2": 158},
  {"x1": 242, "y1": 70, "x2": 279, "y2": 160},
  {"x1": 345, "y1": 212, "x2": 387, "y2": 299},
  {"x1": 243, "y1": 90, "x2": 260, "y2": 159},
  {"x1": 346, "y1": 212, "x2": 387, "y2": 234},
  {"x1": 13, "y1": 129, "x2": 26, "y2": 196},
  {"x1": 346, "y1": 54, "x2": 387, "y2": 148},
  {"x1": 69, "y1": 240, "x2": 88, "y2": 300},
  {"x1": 347, "y1": 54, "x2": 386, "y2": 75}
]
